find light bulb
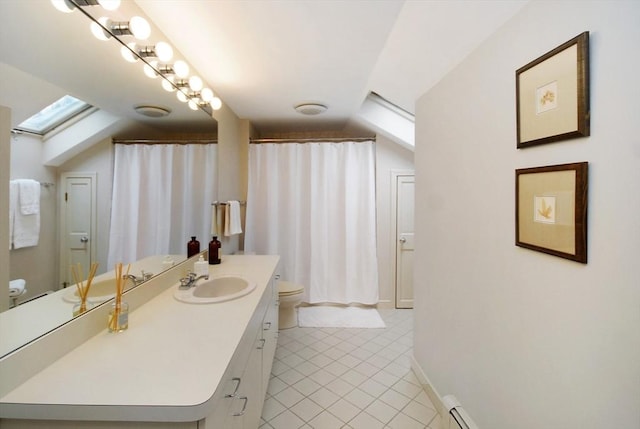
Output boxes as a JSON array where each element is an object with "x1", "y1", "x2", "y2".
[
  {"x1": 176, "y1": 90, "x2": 189, "y2": 103},
  {"x1": 173, "y1": 60, "x2": 189, "y2": 78},
  {"x1": 200, "y1": 88, "x2": 214, "y2": 102},
  {"x1": 188, "y1": 100, "x2": 199, "y2": 111},
  {"x1": 143, "y1": 61, "x2": 159, "y2": 79},
  {"x1": 189, "y1": 76, "x2": 203, "y2": 91},
  {"x1": 161, "y1": 77, "x2": 176, "y2": 92},
  {"x1": 120, "y1": 43, "x2": 138, "y2": 63},
  {"x1": 90, "y1": 17, "x2": 111, "y2": 41},
  {"x1": 210, "y1": 97, "x2": 222, "y2": 110},
  {"x1": 97, "y1": 0, "x2": 120, "y2": 10},
  {"x1": 155, "y1": 42, "x2": 173, "y2": 62},
  {"x1": 51, "y1": 0, "x2": 75, "y2": 13},
  {"x1": 129, "y1": 16, "x2": 151, "y2": 40}
]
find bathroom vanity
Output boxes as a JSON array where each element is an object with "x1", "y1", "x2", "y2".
[{"x1": 0, "y1": 255, "x2": 280, "y2": 429}]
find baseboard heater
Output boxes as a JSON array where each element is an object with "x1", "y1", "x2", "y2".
[{"x1": 443, "y1": 395, "x2": 479, "y2": 429}]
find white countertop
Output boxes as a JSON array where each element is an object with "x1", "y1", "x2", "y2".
[{"x1": 0, "y1": 255, "x2": 279, "y2": 422}]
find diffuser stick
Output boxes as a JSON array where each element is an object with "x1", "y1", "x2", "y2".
[
  {"x1": 71, "y1": 264, "x2": 90, "y2": 315},
  {"x1": 108, "y1": 263, "x2": 129, "y2": 332}
]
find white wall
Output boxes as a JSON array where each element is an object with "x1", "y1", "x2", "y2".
[
  {"x1": 9, "y1": 133, "x2": 58, "y2": 300},
  {"x1": 9, "y1": 135, "x2": 114, "y2": 297},
  {"x1": 213, "y1": 105, "x2": 249, "y2": 255},
  {"x1": 0, "y1": 106, "x2": 10, "y2": 311},
  {"x1": 58, "y1": 138, "x2": 114, "y2": 277},
  {"x1": 375, "y1": 135, "x2": 414, "y2": 307},
  {"x1": 413, "y1": 2, "x2": 640, "y2": 428}
]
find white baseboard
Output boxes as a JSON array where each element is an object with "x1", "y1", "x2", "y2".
[{"x1": 410, "y1": 354, "x2": 448, "y2": 421}]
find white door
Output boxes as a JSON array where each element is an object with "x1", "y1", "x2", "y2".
[
  {"x1": 60, "y1": 173, "x2": 96, "y2": 288},
  {"x1": 395, "y1": 174, "x2": 415, "y2": 309}
]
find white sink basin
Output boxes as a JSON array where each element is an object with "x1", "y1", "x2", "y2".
[
  {"x1": 62, "y1": 277, "x2": 134, "y2": 304},
  {"x1": 174, "y1": 275, "x2": 256, "y2": 304}
]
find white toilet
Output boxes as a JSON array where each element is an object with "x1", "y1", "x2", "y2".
[
  {"x1": 9, "y1": 279, "x2": 27, "y2": 307},
  {"x1": 278, "y1": 281, "x2": 304, "y2": 329}
]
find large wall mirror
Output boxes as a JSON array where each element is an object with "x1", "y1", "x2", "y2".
[{"x1": 0, "y1": 1, "x2": 219, "y2": 358}]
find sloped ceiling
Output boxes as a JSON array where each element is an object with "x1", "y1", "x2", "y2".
[
  {"x1": 139, "y1": 0, "x2": 528, "y2": 132},
  {"x1": 1, "y1": 0, "x2": 528, "y2": 137}
]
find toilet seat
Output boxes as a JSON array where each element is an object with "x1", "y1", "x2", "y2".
[
  {"x1": 9, "y1": 279, "x2": 26, "y2": 297},
  {"x1": 278, "y1": 281, "x2": 303, "y2": 296}
]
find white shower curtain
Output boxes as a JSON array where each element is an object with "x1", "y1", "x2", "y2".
[
  {"x1": 244, "y1": 141, "x2": 379, "y2": 305},
  {"x1": 108, "y1": 143, "x2": 218, "y2": 267}
]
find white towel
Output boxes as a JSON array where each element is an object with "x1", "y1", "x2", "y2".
[
  {"x1": 12, "y1": 180, "x2": 40, "y2": 249},
  {"x1": 224, "y1": 200, "x2": 243, "y2": 236},
  {"x1": 210, "y1": 204, "x2": 219, "y2": 236},
  {"x1": 18, "y1": 179, "x2": 40, "y2": 215},
  {"x1": 13, "y1": 210, "x2": 40, "y2": 249}
]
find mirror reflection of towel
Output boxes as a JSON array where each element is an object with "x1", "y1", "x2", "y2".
[
  {"x1": 18, "y1": 179, "x2": 40, "y2": 215},
  {"x1": 224, "y1": 201, "x2": 243, "y2": 236},
  {"x1": 10, "y1": 179, "x2": 40, "y2": 249}
]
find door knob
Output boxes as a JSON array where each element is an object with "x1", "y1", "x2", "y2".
[
  {"x1": 80, "y1": 236, "x2": 89, "y2": 243},
  {"x1": 399, "y1": 237, "x2": 406, "y2": 243}
]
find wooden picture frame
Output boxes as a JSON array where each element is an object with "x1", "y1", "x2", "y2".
[
  {"x1": 516, "y1": 162, "x2": 588, "y2": 263},
  {"x1": 516, "y1": 32, "x2": 590, "y2": 148}
]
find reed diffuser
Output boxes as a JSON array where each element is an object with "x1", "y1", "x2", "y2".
[
  {"x1": 71, "y1": 262, "x2": 98, "y2": 316},
  {"x1": 108, "y1": 263, "x2": 130, "y2": 333}
]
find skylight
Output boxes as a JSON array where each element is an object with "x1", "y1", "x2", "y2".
[
  {"x1": 14, "y1": 95, "x2": 92, "y2": 136},
  {"x1": 355, "y1": 92, "x2": 415, "y2": 151}
]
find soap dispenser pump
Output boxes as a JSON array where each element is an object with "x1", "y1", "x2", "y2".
[{"x1": 194, "y1": 255, "x2": 208, "y2": 276}]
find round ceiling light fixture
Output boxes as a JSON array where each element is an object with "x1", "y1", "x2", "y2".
[
  {"x1": 134, "y1": 105, "x2": 171, "y2": 118},
  {"x1": 294, "y1": 103, "x2": 328, "y2": 116}
]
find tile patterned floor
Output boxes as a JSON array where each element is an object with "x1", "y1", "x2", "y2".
[{"x1": 260, "y1": 309, "x2": 442, "y2": 429}]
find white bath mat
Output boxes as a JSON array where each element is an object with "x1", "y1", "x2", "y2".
[{"x1": 297, "y1": 305, "x2": 386, "y2": 329}]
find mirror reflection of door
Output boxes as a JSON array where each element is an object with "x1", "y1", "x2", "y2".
[
  {"x1": 395, "y1": 174, "x2": 414, "y2": 309},
  {"x1": 60, "y1": 173, "x2": 96, "y2": 289}
]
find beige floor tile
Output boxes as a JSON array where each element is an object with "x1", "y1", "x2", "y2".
[
  {"x1": 290, "y1": 397, "x2": 324, "y2": 422},
  {"x1": 364, "y1": 399, "x2": 398, "y2": 424},
  {"x1": 348, "y1": 411, "x2": 386, "y2": 429},
  {"x1": 308, "y1": 410, "x2": 344, "y2": 429},
  {"x1": 327, "y1": 398, "x2": 361, "y2": 423},
  {"x1": 262, "y1": 310, "x2": 438, "y2": 429}
]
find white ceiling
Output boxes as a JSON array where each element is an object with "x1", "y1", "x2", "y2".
[{"x1": 1, "y1": 0, "x2": 528, "y2": 136}]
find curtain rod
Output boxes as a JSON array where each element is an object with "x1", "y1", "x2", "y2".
[
  {"x1": 112, "y1": 139, "x2": 217, "y2": 145},
  {"x1": 250, "y1": 137, "x2": 375, "y2": 144},
  {"x1": 10, "y1": 179, "x2": 54, "y2": 187},
  {"x1": 212, "y1": 201, "x2": 246, "y2": 206}
]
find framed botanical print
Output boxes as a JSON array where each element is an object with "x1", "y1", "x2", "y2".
[
  {"x1": 516, "y1": 162, "x2": 588, "y2": 263},
  {"x1": 516, "y1": 32, "x2": 590, "y2": 148}
]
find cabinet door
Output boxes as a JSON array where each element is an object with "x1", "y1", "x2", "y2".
[
  {"x1": 226, "y1": 330, "x2": 263, "y2": 429},
  {"x1": 224, "y1": 395, "x2": 246, "y2": 429},
  {"x1": 244, "y1": 332, "x2": 264, "y2": 428},
  {"x1": 201, "y1": 376, "x2": 239, "y2": 428},
  {"x1": 261, "y1": 280, "x2": 279, "y2": 397}
]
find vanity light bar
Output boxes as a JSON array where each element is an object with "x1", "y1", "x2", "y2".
[{"x1": 52, "y1": 0, "x2": 222, "y2": 114}]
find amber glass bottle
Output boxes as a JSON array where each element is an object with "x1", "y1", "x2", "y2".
[
  {"x1": 187, "y1": 236, "x2": 200, "y2": 257},
  {"x1": 208, "y1": 236, "x2": 221, "y2": 265}
]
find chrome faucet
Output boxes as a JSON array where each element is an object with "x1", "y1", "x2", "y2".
[
  {"x1": 122, "y1": 270, "x2": 153, "y2": 286},
  {"x1": 179, "y1": 272, "x2": 209, "y2": 289}
]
